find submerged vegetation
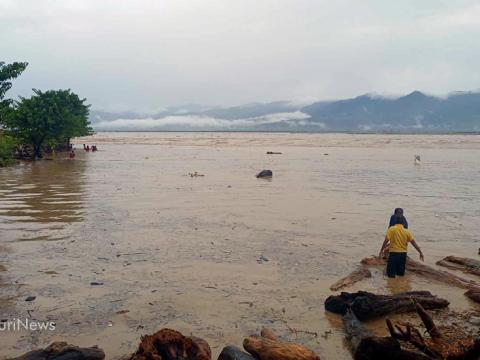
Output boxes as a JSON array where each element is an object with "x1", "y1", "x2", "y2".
[
  {"x1": 0, "y1": 61, "x2": 92, "y2": 165},
  {"x1": 0, "y1": 133, "x2": 17, "y2": 167}
]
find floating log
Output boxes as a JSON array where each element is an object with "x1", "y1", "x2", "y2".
[
  {"x1": 260, "y1": 327, "x2": 278, "y2": 341},
  {"x1": 387, "y1": 300, "x2": 480, "y2": 359},
  {"x1": 330, "y1": 267, "x2": 372, "y2": 291},
  {"x1": 436, "y1": 256, "x2": 480, "y2": 277},
  {"x1": 464, "y1": 288, "x2": 480, "y2": 303},
  {"x1": 343, "y1": 309, "x2": 431, "y2": 360},
  {"x1": 217, "y1": 346, "x2": 255, "y2": 360},
  {"x1": 9, "y1": 342, "x2": 105, "y2": 360},
  {"x1": 361, "y1": 256, "x2": 480, "y2": 290},
  {"x1": 128, "y1": 328, "x2": 211, "y2": 360},
  {"x1": 243, "y1": 327, "x2": 320, "y2": 360},
  {"x1": 325, "y1": 291, "x2": 449, "y2": 321}
]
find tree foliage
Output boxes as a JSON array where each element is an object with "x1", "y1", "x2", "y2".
[
  {"x1": 4, "y1": 89, "x2": 92, "y2": 158},
  {"x1": 0, "y1": 61, "x2": 28, "y2": 123},
  {"x1": 0, "y1": 133, "x2": 17, "y2": 167}
]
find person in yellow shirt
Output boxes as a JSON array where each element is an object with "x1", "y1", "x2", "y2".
[{"x1": 379, "y1": 215, "x2": 424, "y2": 278}]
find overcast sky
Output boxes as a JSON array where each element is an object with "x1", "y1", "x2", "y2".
[{"x1": 1, "y1": 0, "x2": 480, "y2": 111}]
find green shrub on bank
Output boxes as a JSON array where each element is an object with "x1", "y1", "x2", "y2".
[{"x1": 0, "y1": 134, "x2": 16, "y2": 167}]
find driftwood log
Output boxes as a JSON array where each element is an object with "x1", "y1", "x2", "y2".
[
  {"x1": 464, "y1": 289, "x2": 480, "y2": 303},
  {"x1": 242, "y1": 327, "x2": 320, "y2": 360},
  {"x1": 361, "y1": 256, "x2": 480, "y2": 290},
  {"x1": 325, "y1": 291, "x2": 449, "y2": 321},
  {"x1": 343, "y1": 309, "x2": 431, "y2": 360},
  {"x1": 128, "y1": 328, "x2": 211, "y2": 360},
  {"x1": 362, "y1": 256, "x2": 480, "y2": 304},
  {"x1": 8, "y1": 342, "x2": 105, "y2": 360},
  {"x1": 387, "y1": 300, "x2": 480, "y2": 359},
  {"x1": 217, "y1": 346, "x2": 255, "y2": 360},
  {"x1": 436, "y1": 256, "x2": 480, "y2": 277},
  {"x1": 330, "y1": 267, "x2": 372, "y2": 291}
]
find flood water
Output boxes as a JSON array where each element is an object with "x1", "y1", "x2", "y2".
[{"x1": 1, "y1": 132, "x2": 480, "y2": 359}]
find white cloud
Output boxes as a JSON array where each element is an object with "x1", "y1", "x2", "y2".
[
  {"x1": 94, "y1": 111, "x2": 313, "y2": 130},
  {"x1": 2, "y1": 1, "x2": 480, "y2": 109}
]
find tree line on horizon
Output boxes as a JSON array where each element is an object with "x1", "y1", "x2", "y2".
[{"x1": 0, "y1": 61, "x2": 92, "y2": 166}]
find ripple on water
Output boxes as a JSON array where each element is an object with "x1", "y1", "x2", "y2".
[{"x1": 0, "y1": 159, "x2": 87, "y2": 241}]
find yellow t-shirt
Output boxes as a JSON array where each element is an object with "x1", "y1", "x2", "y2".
[{"x1": 386, "y1": 224, "x2": 413, "y2": 253}]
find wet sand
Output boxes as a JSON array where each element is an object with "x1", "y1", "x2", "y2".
[{"x1": 1, "y1": 132, "x2": 480, "y2": 359}]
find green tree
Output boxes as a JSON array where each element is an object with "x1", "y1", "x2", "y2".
[
  {"x1": 0, "y1": 133, "x2": 17, "y2": 167},
  {"x1": 0, "y1": 61, "x2": 28, "y2": 123},
  {"x1": 5, "y1": 89, "x2": 92, "y2": 159}
]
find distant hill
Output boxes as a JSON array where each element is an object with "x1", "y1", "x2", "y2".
[
  {"x1": 301, "y1": 91, "x2": 480, "y2": 132},
  {"x1": 90, "y1": 91, "x2": 480, "y2": 132}
]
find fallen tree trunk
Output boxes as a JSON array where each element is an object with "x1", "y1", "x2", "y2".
[
  {"x1": 243, "y1": 327, "x2": 320, "y2": 360},
  {"x1": 387, "y1": 300, "x2": 480, "y2": 359},
  {"x1": 325, "y1": 291, "x2": 449, "y2": 321},
  {"x1": 361, "y1": 256, "x2": 480, "y2": 290},
  {"x1": 218, "y1": 346, "x2": 255, "y2": 360},
  {"x1": 128, "y1": 328, "x2": 211, "y2": 360},
  {"x1": 9, "y1": 342, "x2": 105, "y2": 360},
  {"x1": 343, "y1": 309, "x2": 431, "y2": 360},
  {"x1": 464, "y1": 289, "x2": 480, "y2": 303},
  {"x1": 436, "y1": 256, "x2": 480, "y2": 277},
  {"x1": 330, "y1": 267, "x2": 372, "y2": 291}
]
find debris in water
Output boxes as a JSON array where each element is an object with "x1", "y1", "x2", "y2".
[{"x1": 256, "y1": 169, "x2": 273, "y2": 178}]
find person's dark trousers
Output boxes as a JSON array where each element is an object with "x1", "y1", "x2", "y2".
[{"x1": 387, "y1": 252, "x2": 407, "y2": 278}]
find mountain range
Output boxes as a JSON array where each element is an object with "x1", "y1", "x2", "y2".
[{"x1": 90, "y1": 91, "x2": 480, "y2": 133}]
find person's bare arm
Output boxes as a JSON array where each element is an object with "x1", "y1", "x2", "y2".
[
  {"x1": 379, "y1": 237, "x2": 389, "y2": 258},
  {"x1": 410, "y1": 239, "x2": 424, "y2": 261}
]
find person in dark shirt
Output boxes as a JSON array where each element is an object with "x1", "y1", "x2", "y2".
[
  {"x1": 389, "y1": 208, "x2": 408, "y2": 228},
  {"x1": 379, "y1": 215, "x2": 424, "y2": 278}
]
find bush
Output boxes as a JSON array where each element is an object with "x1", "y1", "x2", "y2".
[{"x1": 0, "y1": 134, "x2": 16, "y2": 167}]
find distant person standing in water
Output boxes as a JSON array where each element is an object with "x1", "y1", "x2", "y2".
[
  {"x1": 389, "y1": 208, "x2": 408, "y2": 228},
  {"x1": 69, "y1": 150, "x2": 75, "y2": 159},
  {"x1": 379, "y1": 215, "x2": 424, "y2": 278}
]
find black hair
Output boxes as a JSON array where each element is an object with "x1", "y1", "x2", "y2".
[
  {"x1": 394, "y1": 208, "x2": 404, "y2": 215},
  {"x1": 394, "y1": 215, "x2": 407, "y2": 226}
]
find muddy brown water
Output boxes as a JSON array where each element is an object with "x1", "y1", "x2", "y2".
[{"x1": 1, "y1": 132, "x2": 480, "y2": 359}]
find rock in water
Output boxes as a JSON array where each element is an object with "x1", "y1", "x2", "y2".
[
  {"x1": 8, "y1": 342, "x2": 105, "y2": 360},
  {"x1": 256, "y1": 170, "x2": 273, "y2": 178}
]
